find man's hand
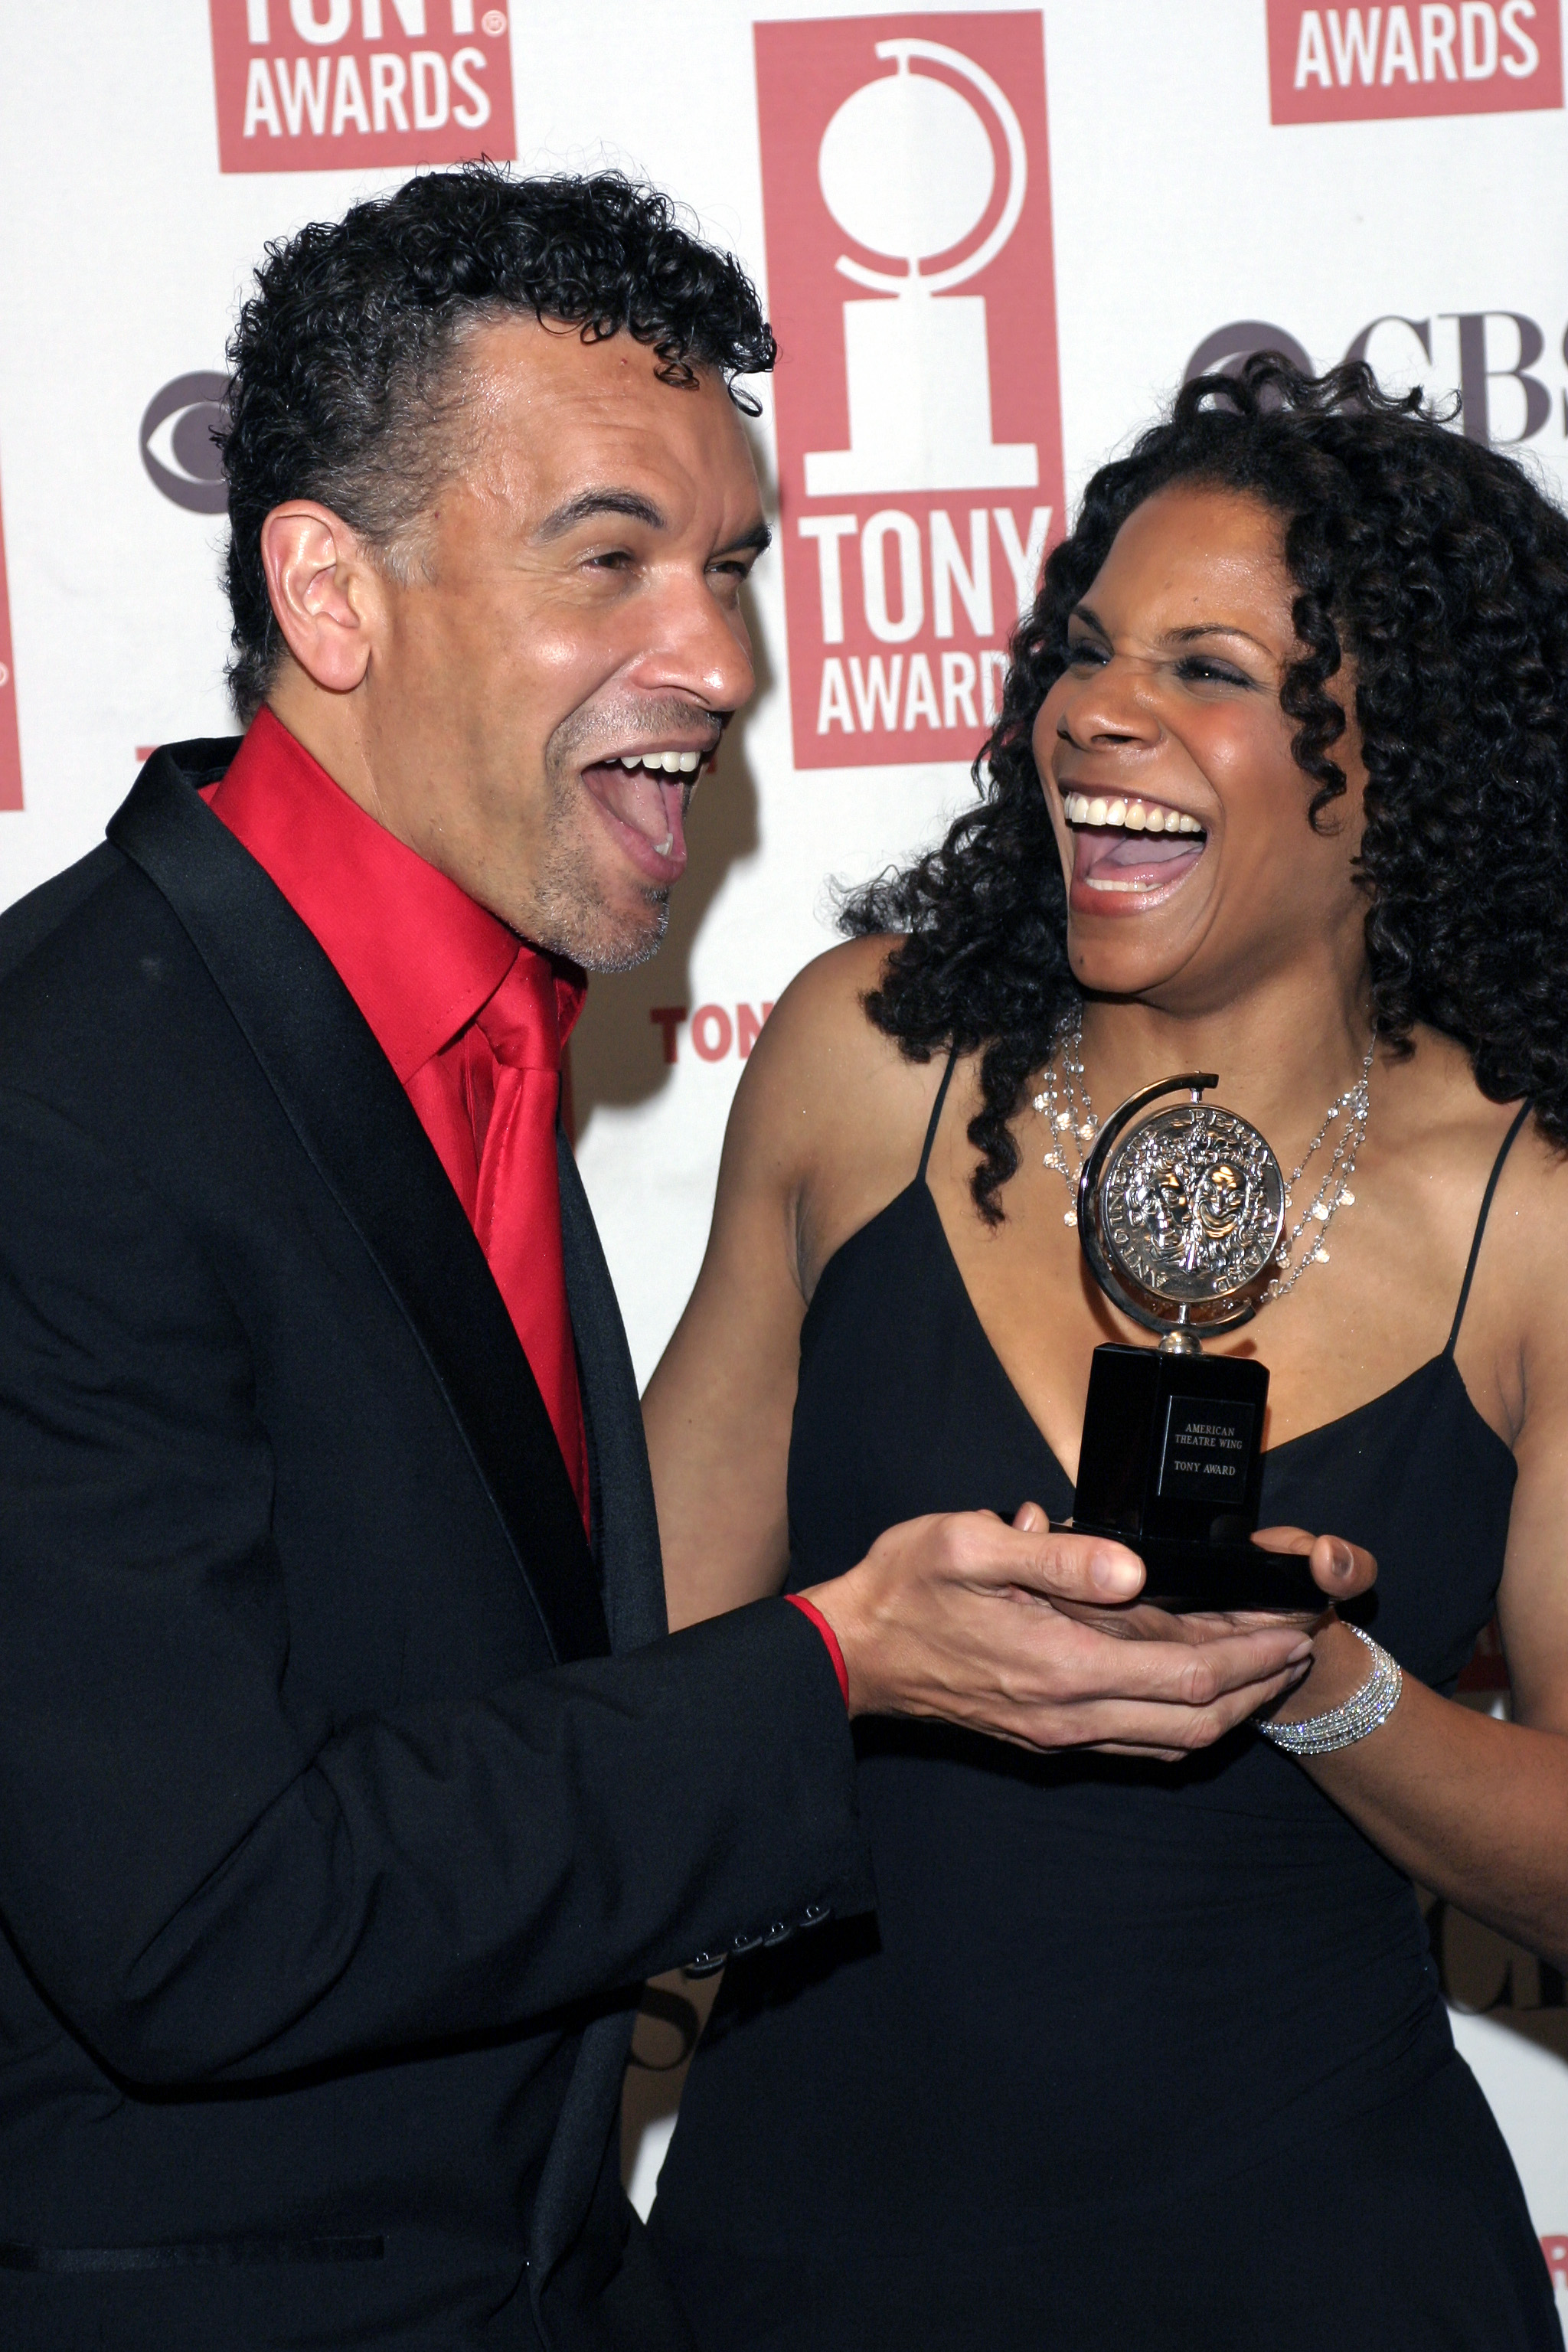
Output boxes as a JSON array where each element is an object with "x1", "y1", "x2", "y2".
[
  {"x1": 1049, "y1": 1521, "x2": 1375, "y2": 1648},
  {"x1": 800, "y1": 1504, "x2": 1374, "y2": 1759}
]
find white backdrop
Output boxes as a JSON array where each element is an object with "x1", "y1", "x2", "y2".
[{"x1": 3, "y1": 0, "x2": 1567, "y2": 2324}]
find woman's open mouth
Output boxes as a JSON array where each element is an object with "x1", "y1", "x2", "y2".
[{"x1": 1061, "y1": 789, "x2": 1207, "y2": 901}]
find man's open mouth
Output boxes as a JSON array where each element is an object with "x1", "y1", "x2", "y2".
[
  {"x1": 1061, "y1": 789, "x2": 1207, "y2": 897},
  {"x1": 580, "y1": 748, "x2": 710, "y2": 884}
]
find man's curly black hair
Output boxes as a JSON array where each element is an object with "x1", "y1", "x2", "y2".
[
  {"x1": 842, "y1": 354, "x2": 1568, "y2": 1221},
  {"x1": 219, "y1": 165, "x2": 776, "y2": 719}
]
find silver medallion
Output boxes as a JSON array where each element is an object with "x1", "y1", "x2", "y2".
[{"x1": 1077, "y1": 1076, "x2": 1285, "y2": 1343}]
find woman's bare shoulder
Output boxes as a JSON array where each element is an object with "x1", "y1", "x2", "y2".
[
  {"x1": 740, "y1": 934, "x2": 926, "y2": 1115},
  {"x1": 730, "y1": 934, "x2": 951, "y2": 1288},
  {"x1": 1396, "y1": 1032, "x2": 1568, "y2": 1425},
  {"x1": 1468, "y1": 1088, "x2": 1568, "y2": 1305},
  {"x1": 1404, "y1": 1031, "x2": 1561, "y2": 1215},
  {"x1": 760, "y1": 933, "x2": 903, "y2": 1035}
]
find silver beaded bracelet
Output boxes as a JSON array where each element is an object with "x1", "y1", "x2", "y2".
[{"x1": 1257, "y1": 1622, "x2": 1403, "y2": 1757}]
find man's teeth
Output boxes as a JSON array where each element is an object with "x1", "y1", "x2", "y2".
[
  {"x1": 1061, "y1": 791, "x2": 1203, "y2": 836},
  {"x1": 615, "y1": 750, "x2": 702, "y2": 775}
]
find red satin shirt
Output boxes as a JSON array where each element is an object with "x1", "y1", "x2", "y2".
[
  {"x1": 204, "y1": 710, "x2": 847, "y2": 1701},
  {"x1": 206, "y1": 709, "x2": 590, "y2": 1527}
]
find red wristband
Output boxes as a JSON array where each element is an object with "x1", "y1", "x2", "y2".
[{"x1": 786, "y1": 1593, "x2": 850, "y2": 1708}]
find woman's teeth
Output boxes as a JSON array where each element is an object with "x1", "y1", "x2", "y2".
[
  {"x1": 1061, "y1": 791, "x2": 1203, "y2": 836},
  {"x1": 616, "y1": 750, "x2": 702, "y2": 775}
]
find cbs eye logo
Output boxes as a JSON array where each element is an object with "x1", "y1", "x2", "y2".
[{"x1": 139, "y1": 374, "x2": 230, "y2": 514}]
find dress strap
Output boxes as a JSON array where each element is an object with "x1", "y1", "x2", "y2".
[
  {"x1": 1446, "y1": 1100, "x2": 1534, "y2": 1357},
  {"x1": 917, "y1": 1048, "x2": 961, "y2": 1186}
]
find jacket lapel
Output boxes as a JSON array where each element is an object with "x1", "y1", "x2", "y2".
[
  {"x1": 527, "y1": 1146, "x2": 673, "y2": 2303},
  {"x1": 557, "y1": 1136, "x2": 667, "y2": 1655},
  {"x1": 109, "y1": 745, "x2": 609, "y2": 1667}
]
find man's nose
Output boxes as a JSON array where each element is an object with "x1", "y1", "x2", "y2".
[
  {"x1": 1057, "y1": 656, "x2": 1161, "y2": 750},
  {"x1": 634, "y1": 570, "x2": 756, "y2": 716}
]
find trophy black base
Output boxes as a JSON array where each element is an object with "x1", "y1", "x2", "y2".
[
  {"x1": 1055, "y1": 1340, "x2": 1322, "y2": 1612},
  {"x1": 1048, "y1": 1524, "x2": 1325, "y2": 1612}
]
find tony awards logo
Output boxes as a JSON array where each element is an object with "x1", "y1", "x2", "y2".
[
  {"x1": 804, "y1": 38, "x2": 1037, "y2": 498},
  {"x1": 207, "y1": 0, "x2": 516, "y2": 175},
  {"x1": 755, "y1": 13, "x2": 1064, "y2": 771}
]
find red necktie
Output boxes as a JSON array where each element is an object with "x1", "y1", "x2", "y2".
[{"x1": 470, "y1": 952, "x2": 590, "y2": 1533}]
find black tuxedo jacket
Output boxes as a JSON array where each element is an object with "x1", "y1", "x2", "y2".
[{"x1": 0, "y1": 743, "x2": 873, "y2": 2350}]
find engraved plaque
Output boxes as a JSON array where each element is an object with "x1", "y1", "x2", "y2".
[{"x1": 1156, "y1": 1396, "x2": 1256, "y2": 1503}]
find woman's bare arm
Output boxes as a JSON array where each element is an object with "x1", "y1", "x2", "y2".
[
  {"x1": 1261, "y1": 1124, "x2": 1568, "y2": 1964},
  {"x1": 644, "y1": 938, "x2": 922, "y2": 1631}
]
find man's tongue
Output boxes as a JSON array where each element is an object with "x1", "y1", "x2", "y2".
[{"x1": 583, "y1": 763, "x2": 688, "y2": 877}]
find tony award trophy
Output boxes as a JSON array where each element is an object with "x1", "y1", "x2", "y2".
[{"x1": 1059, "y1": 1074, "x2": 1322, "y2": 1611}]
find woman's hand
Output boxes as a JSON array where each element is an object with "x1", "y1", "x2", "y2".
[
  {"x1": 1039, "y1": 1516, "x2": 1374, "y2": 1647},
  {"x1": 1246, "y1": 1521, "x2": 1376, "y2": 1627}
]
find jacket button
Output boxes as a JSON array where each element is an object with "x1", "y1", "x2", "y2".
[
  {"x1": 763, "y1": 1921, "x2": 792, "y2": 1947},
  {"x1": 685, "y1": 1952, "x2": 726, "y2": 1978},
  {"x1": 801, "y1": 1903, "x2": 832, "y2": 1928},
  {"x1": 729, "y1": 1931, "x2": 763, "y2": 1957}
]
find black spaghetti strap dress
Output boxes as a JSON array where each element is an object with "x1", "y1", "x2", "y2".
[{"x1": 648, "y1": 1066, "x2": 1558, "y2": 2350}]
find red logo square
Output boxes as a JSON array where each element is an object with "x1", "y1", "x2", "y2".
[
  {"x1": 1267, "y1": 2, "x2": 1562, "y2": 125},
  {"x1": 209, "y1": 0, "x2": 516, "y2": 174},
  {"x1": 755, "y1": 12, "x2": 1064, "y2": 770}
]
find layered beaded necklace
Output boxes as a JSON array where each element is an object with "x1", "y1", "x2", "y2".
[{"x1": 1031, "y1": 1006, "x2": 1374, "y2": 1304}]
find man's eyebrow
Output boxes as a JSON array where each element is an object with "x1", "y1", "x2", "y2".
[
  {"x1": 534, "y1": 488, "x2": 667, "y2": 541},
  {"x1": 531, "y1": 494, "x2": 772, "y2": 563},
  {"x1": 717, "y1": 520, "x2": 773, "y2": 560}
]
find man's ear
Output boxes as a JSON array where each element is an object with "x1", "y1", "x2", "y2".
[{"x1": 259, "y1": 502, "x2": 383, "y2": 694}]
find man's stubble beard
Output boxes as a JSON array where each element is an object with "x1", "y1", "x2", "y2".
[
  {"x1": 521, "y1": 694, "x2": 711, "y2": 971},
  {"x1": 528, "y1": 832, "x2": 671, "y2": 973},
  {"x1": 521, "y1": 752, "x2": 672, "y2": 973}
]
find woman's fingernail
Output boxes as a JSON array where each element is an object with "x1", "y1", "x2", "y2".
[
  {"x1": 1289, "y1": 1639, "x2": 1315, "y2": 1664},
  {"x1": 1331, "y1": 1541, "x2": 1354, "y2": 1576}
]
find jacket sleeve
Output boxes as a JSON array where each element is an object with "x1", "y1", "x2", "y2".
[{"x1": 0, "y1": 1087, "x2": 874, "y2": 2085}]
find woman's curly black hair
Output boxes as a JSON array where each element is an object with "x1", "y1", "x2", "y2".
[
  {"x1": 842, "y1": 354, "x2": 1568, "y2": 1220},
  {"x1": 219, "y1": 165, "x2": 775, "y2": 719}
]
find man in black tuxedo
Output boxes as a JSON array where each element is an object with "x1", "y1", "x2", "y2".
[{"x1": 0, "y1": 169, "x2": 1344, "y2": 2349}]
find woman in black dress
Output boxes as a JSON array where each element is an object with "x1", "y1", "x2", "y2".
[{"x1": 641, "y1": 358, "x2": 1568, "y2": 2347}]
